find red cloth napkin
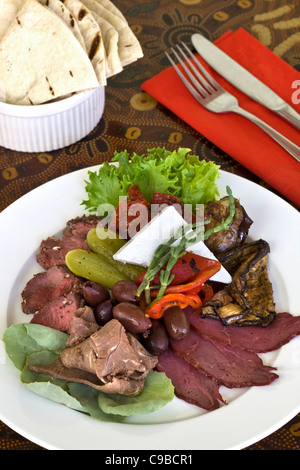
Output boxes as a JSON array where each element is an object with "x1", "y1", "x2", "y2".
[{"x1": 141, "y1": 28, "x2": 300, "y2": 207}]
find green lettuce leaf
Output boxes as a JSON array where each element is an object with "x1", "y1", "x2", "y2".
[
  {"x1": 81, "y1": 147, "x2": 220, "y2": 212},
  {"x1": 97, "y1": 370, "x2": 174, "y2": 416},
  {"x1": 2, "y1": 323, "x2": 68, "y2": 371},
  {"x1": 2, "y1": 323, "x2": 174, "y2": 423}
]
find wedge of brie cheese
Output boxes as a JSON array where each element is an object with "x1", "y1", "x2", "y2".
[{"x1": 113, "y1": 205, "x2": 232, "y2": 284}]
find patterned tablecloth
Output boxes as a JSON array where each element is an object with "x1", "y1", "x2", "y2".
[{"x1": 0, "y1": 0, "x2": 299, "y2": 451}]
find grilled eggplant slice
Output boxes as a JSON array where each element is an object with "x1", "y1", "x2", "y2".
[
  {"x1": 202, "y1": 240, "x2": 275, "y2": 326},
  {"x1": 204, "y1": 196, "x2": 253, "y2": 255}
]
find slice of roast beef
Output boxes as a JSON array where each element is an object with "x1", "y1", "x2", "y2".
[
  {"x1": 186, "y1": 310, "x2": 300, "y2": 353},
  {"x1": 62, "y1": 215, "x2": 101, "y2": 239},
  {"x1": 66, "y1": 306, "x2": 100, "y2": 347},
  {"x1": 156, "y1": 349, "x2": 226, "y2": 411},
  {"x1": 169, "y1": 330, "x2": 278, "y2": 388},
  {"x1": 37, "y1": 215, "x2": 100, "y2": 270},
  {"x1": 203, "y1": 197, "x2": 253, "y2": 256},
  {"x1": 29, "y1": 358, "x2": 145, "y2": 396},
  {"x1": 30, "y1": 319, "x2": 157, "y2": 396},
  {"x1": 21, "y1": 265, "x2": 81, "y2": 315},
  {"x1": 61, "y1": 319, "x2": 156, "y2": 379},
  {"x1": 127, "y1": 333, "x2": 160, "y2": 380},
  {"x1": 30, "y1": 292, "x2": 83, "y2": 333}
]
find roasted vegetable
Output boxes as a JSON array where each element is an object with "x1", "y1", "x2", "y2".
[
  {"x1": 201, "y1": 239, "x2": 276, "y2": 326},
  {"x1": 144, "y1": 293, "x2": 202, "y2": 320},
  {"x1": 203, "y1": 196, "x2": 252, "y2": 255}
]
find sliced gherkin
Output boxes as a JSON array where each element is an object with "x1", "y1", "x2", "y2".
[
  {"x1": 66, "y1": 249, "x2": 132, "y2": 289},
  {"x1": 86, "y1": 228, "x2": 144, "y2": 280}
]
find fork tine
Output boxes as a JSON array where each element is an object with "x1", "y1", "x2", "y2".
[
  {"x1": 165, "y1": 51, "x2": 204, "y2": 104},
  {"x1": 180, "y1": 41, "x2": 221, "y2": 91},
  {"x1": 169, "y1": 46, "x2": 207, "y2": 98},
  {"x1": 175, "y1": 44, "x2": 215, "y2": 94}
]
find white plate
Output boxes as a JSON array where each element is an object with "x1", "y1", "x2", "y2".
[{"x1": 0, "y1": 167, "x2": 299, "y2": 450}]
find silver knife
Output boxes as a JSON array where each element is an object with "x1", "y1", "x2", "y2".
[{"x1": 191, "y1": 33, "x2": 300, "y2": 129}]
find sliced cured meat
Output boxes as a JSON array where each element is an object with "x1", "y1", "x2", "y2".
[
  {"x1": 186, "y1": 310, "x2": 300, "y2": 353},
  {"x1": 169, "y1": 330, "x2": 278, "y2": 388},
  {"x1": 37, "y1": 215, "x2": 100, "y2": 269},
  {"x1": 21, "y1": 265, "x2": 81, "y2": 314},
  {"x1": 156, "y1": 349, "x2": 225, "y2": 411},
  {"x1": 30, "y1": 292, "x2": 83, "y2": 333}
]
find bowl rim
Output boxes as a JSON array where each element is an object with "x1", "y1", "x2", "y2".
[{"x1": 0, "y1": 87, "x2": 102, "y2": 117}]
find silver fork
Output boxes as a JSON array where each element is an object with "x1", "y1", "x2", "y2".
[{"x1": 165, "y1": 43, "x2": 300, "y2": 163}]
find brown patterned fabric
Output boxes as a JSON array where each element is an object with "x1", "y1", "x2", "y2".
[{"x1": 0, "y1": 0, "x2": 299, "y2": 450}]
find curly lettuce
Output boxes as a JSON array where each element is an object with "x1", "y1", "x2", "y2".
[{"x1": 81, "y1": 147, "x2": 220, "y2": 212}]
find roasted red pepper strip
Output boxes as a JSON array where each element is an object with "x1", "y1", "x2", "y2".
[
  {"x1": 145, "y1": 293, "x2": 202, "y2": 319},
  {"x1": 200, "y1": 283, "x2": 214, "y2": 304},
  {"x1": 135, "y1": 252, "x2": 221, "y2": 287},
  {"x1": 150, "y1": 264, "x2": 221, "y2": 297}
]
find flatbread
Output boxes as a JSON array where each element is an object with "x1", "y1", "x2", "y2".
[
  {"x1": 38, "y1": 0, "x2": 87, "y2": 52},
  {"x1": 58, "y1": 0, "x2": 107, "y2": 86},
  {"x1": 88, "y1": 8, "x2": 122, "y2": 76},
  {"x1": 82, "y1": 0, "x2": 143, "y2": 67},
  {"x1": 90, "y1": 0, "x2": 126, "y2": 22},
  {"x1": 0, "y1": 0, "x2": 25, "y2": 39},
  {"x1": 0, "y1": 0, "x2": 99, "y2": 105}
]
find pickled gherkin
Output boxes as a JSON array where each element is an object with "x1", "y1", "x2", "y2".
[
  {"x1": 86, "y1": 228, "x2": 144, "y2": 280},
  {"x1": 86, "y1": 228, "x2": 126, "y2": 257},
  {"x1": 66, "y1": 249, "x2": 132, "y2": 289}
]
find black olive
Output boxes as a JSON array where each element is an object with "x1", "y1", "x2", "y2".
[
  {"x1": 163, "y1": 306, "x2": 190, "y2": 340},
  {"x1": 82, "y1": 280, "x2": 110, "y2": 307},
  {"x1": 113, "y1": 302, "x2": 152, "y2": 333},
  {"x1": 94, "y1": 299, "x2": 114, "y2": 325},
  {"x1": 112, "y1": 280, "x2": 139, "y2": 304},
  {"x1": 144, "y1": 320, "x2": 169, "y2": 355}
]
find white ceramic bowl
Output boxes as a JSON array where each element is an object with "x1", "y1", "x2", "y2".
[{"x1": 0, "y1": 86, "x2": 105, "y2": 152}]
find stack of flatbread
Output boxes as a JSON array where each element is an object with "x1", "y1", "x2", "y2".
[{"x1": 0, "y1": 0, "x2": 143, "y2": 105}]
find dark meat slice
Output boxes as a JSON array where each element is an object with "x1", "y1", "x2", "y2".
[
  {"x1": 21, "y1": 265, "x2": 81, "y2": 315},
  {"x1": 29, "y1": 358, "x2": 144, "y2": 396},
  {"x1": 66, "y1": 306, "x2": 99, "y2": 347},
  {"x1": 156, "y1": 349, "x2": 225, "y2": 411},
  {"x1": 37, "y1": 215, "x2": 100, "y2": 269},
  {"x1": 30, "y1": 292, "x2": 83, "y2": 333},
  {"x1": 169, "y1": 330, "x2": 278, "y2": 388},
  {"x1": 186, "y1": 310, "x2": 300, "y2": 353},
  {"x1": 36, "y1": 238, "x2": 67, "y2": 269},
  {"x1": 62, "y1": 215, "x2": 101, "y2": 236},
  {"x1": 202, "y1": 240, "x2": 275, "y2": 326},
  {"x1": 203, "y1": 196, "x2": 252, "y2": 255}
]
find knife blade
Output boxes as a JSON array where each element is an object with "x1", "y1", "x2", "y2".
[{"x1": 191, "y1": 33, "x2": 300, "y2": 129}]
